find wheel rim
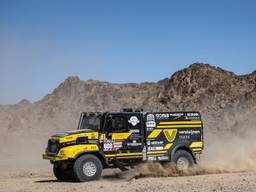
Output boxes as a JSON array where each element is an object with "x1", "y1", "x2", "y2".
[
  {"x1": 176, "y1": 157, "x2": 190, "y2": 170},
  {"x1": 82, "y1": 161, "x2": 97, "y2": 177}
]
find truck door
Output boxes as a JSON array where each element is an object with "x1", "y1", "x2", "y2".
[
  {"x1": 101, "y1": 113, "x2": 129, "y2": 154},
  {"x1": 101, "y1": 113, "x2": 143, "y2": 157},
  {"x1": 125, "y1": 113, "x2": 144, "y2": 153}
]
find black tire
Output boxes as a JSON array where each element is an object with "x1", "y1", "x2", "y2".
[
  {"x1": 173, "y1": 150, "x2": 194, "y2": 170},
  {"x1": 73, "y1": 154, "x2": 103, "y2": 182},
  {"x1": 53, "y1": 162, "x2": 75, "y2": 181}
]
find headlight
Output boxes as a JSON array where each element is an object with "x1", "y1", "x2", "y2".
[{"x1": 59, "y1": 150, "x2": 65, "y2": 156}]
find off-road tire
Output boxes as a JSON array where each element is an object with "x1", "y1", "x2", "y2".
[
  {"x1": 73, "y1": 154, "x2": 102, "y2": 182},
  {"x1": 53, "y1": 163, "x2": 74, "y2": 181},
  {"x1": 173, "y1": 150, "x2": 194, "y2": 170}
]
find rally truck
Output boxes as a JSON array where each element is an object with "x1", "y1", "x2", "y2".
[{"x1": 43, "y1": 109, "x2": 204, "y2": 182}]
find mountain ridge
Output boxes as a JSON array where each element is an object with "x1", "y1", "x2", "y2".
[{"x1": 1, "y1": 62, "x2": 255, "y2": 135}]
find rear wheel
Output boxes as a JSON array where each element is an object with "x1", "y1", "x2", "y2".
[
  {"x1": 173, "y1": 150, "x2": 194, "y2": 170},
  {"x1": 53, "y1": 162, "x2": 74, "y2": 181},
  {"x1": 73, "y1": 154, "x2": 103, "y2": 182}
]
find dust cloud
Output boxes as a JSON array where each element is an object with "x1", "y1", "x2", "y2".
[
  {"x1": 1, "y1": 117, "x2": 256, "y2": 179},
  {"x1": 121, "y1": 108, "x2": 256, "y2": 180},
  {"x1": 124, "y1": 119, "x2": 256, "y2": 180}
]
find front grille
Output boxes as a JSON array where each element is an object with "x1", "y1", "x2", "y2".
[{"x1": 47, "y1": 139, "x2": 59, "y2": 154}]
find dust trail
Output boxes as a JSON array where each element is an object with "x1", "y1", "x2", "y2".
[
  {"x1": 122, "y1": 163, "x2": 231, "y2": 180},
  {"x1": 200, "y1": 135, "x2": 256, "y2": 172},
  {"x1": 123, "y1": 129, "x2": 256, "y2": 180}
]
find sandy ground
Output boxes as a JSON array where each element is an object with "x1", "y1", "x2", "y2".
[{"x1": 0, "y1": 168, "x2": 256, "y2": 192}]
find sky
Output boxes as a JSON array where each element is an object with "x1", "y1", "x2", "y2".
[{"x1": 0, "y1": 0, "x2": 256, "y2": 104}]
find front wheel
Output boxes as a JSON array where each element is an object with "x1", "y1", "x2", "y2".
[
  {"x1": 73, "y1": 154, "x2": 103, "y2": 182},
  {"x1": 173, "y1": 150, "x2": 194, "y2": 170},
  {"x1": 53, "y1": 162, "x2": 74, "y2": 181}
]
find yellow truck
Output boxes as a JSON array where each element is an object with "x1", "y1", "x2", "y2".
[{"x1": 43, "y1": 109, "x2": 203, "y2": 182}]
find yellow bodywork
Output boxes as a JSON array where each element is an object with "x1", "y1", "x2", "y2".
[
  {"x1": 147, "y1": 129, "x2": 162, "y2": 139},
  {"x1": 53, "y1": 144, "x2": 99, "y2": 161},
  {"x1": 43, "y1": 119, "x2": 203, "y2": 162},
  {"x1": 111, "y1": 132, "x2": 131, "y2": 140},
  {"x1": 190, "y1": 141, "x2": 203, "y2": 148},
  {"x1": 43, "y1": 130, "x2": 100, "y2": 161},
  {"x1": 43, "y1": 130, "x2": 135, "y2": 161},
  {"x1": 159, "y1": 121, "x2": 202, "y2": 125},
  {"x1": 156, "y1": 121, "x2": 202, "y2": 129},
  {"x1": 53, "y1": 131, "x2": 99, "y2": 143}
]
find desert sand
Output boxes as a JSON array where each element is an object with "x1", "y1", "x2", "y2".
[{"x1": 1, "y1": 167, "x2": 256, "y2": 192}]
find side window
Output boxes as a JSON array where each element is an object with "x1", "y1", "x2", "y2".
[{"x1": 111, "y1": 116, "x2": 127, "y2": 133}]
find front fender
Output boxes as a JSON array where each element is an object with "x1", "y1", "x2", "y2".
[{"x1": 56, "y1": 144, "x2": 99, "y2": 161}]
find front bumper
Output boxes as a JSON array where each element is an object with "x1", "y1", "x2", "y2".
[
  {"x1": 43, "y1": 144, "x2": 100, "y2": 162},
  {"x1": 42, "y1": 154, "x2": 56, "y2": 160},
  {"x1": 42, "y1": 153, "x2": 68, "y2": 161}
]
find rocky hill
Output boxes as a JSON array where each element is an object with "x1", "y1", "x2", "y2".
[{"x1": 0, "y1": 63, "x2": 256, "y2": 167}]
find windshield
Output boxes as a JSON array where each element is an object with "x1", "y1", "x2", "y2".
[{"x1": 79, "y1": 115, "x2": 100, "y2": 131}]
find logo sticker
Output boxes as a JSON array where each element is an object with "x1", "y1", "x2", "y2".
[
  {"x1": 128, "y1": 116, "x2": 140, "y2": 126},
  {"x1": 147, "y1": 156, "x2": 157, "y2": 161},
  {"x1": 146, "y1": 121, "x2": 156, "y2": 128},
  {"x1": 148, "y1": 146, "x2": 164, "y2": 151},
  {"x1": 158, "y1": 156, "x2": 169, "y2": 160},
  {"x1": 146, "y1": 114, "x2": 156, "y2": 127},
  {"x1": 103, "y1": 140, "x2": 113, "y2": 151},
  {"x1": 147, "y1": 114, "x2": 155, "y2": 121},
  {"x1": 130, "y1": 129, "x2": 140, "y2": 133}
]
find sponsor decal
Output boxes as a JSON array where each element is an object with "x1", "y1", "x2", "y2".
[
  {"x1": 103, "y1": 140, "x2": 113, "y2": 151},
  {"x1": 128, "y1": 116, "x2": 140, "y2": 126},
  {"x1": 147, "y1": 127, "x2": 154, "y2": 131},
  {"x1": 186, "y1": 113, "x2": 200, "y2": 120},
  {"x1": 147, "y1": 156, "x2": 157, "y2": 161},
  {"x1": 186, "y1": 116, "x2": 200, "y2": 120},
  {"x1": 155, "y1": 112, "x2": 200, "y2": 120},
  {"x1": 146, "y1": 121, "x2": 156, "y2": 128},
  {"x1": 169, "y1": 113, "x2": 184, "y2": 117},
  {"x1": 147, "y1": 114, "x2": 155, "y2": 121},
  {"x1": 130, "y1": 135, "x2": 141, "y2": 139},
  {"x1": 130, "y1": 129, "x2": 140, "y2": 133},
  {"x1": 104, "y1": 140, "x2": 122, "y2": 151},
  {"x1": 148, "y1": 146, "x2": 164, "y2": 151},
  {"x1": 179, "y1": 130, "x2": 201, "y2": 135},
  {"x1": 146, "y1": 114, "x2": 156, "y2": 128},
  {"x1": 127, "y1": 143, "x2": 142, "y2": 146},
  {"x1": 113, "y1": 141, "x2": 122, "y2": 150},
  {"x1": 158, "y1": 156, "x2": 169, "y2": 160},
  {"x1": 155, "y1": 113, "x2": 169, "y2": 119},
  {"x1": 179, "y1": 135, "x2": 190, "y2": 140},
  {"x1": 187, "y1": 113, "x2": 200, "y2": 117},
  {"x1": 150, "y1": 141, "x2": 164, "y2": 145}
]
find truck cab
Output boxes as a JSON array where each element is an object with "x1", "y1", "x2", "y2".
[{"x1": 43, "y1": 110, "x2": 203, "y2": 182}]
